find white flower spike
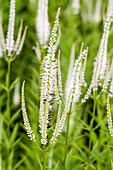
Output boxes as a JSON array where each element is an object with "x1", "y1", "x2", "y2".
[{"x1": 21, "y1": 81, "x2": 36, "y2": 142}]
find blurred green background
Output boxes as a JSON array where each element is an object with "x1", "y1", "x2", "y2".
[{"x1": 1, "y1": 0, "x2": 113, "y2": 169}]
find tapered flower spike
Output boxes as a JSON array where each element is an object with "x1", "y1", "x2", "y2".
[
  {"x1": 65, "y1": 44, "x2": 75, "y2": 102},
  {"x1": 109, "y1": 59, "x2": 113, "y2": 97},
  {"x1": 41, "y1": 94, "x2": 49, "y2": 145},
  {"x1": 58, "y1": 89, "x2": 73, "y2": 134},
  {"x1": 99, "y1": 13, "x2": 113, "y2": 81},
  {"x1": 16, "y1": 26, "x2": 28, "y2": 55},
  {"x1": 107, "y1": 95, "x2": 113, "y2": 137},
  {"x1": 36, "y1": 0, "x2": 50, "y2": 48},
  {"x1": 14, "y1": 20, "x2": 23, "y2": 52},
  {"x1": 55, "y1": 26, "x2": 61, "y2": 51},
  {"x1": 54, "y1": 61, "x2": 60, "y2": 102},
  {"x1": 109, "y1": 75, "x2": 113, "y2": 97},
  {"x1": 50, "y1": 101, "x2": 61, "y2": 144},
  {"x1": 6, "y1": 0, "x2": 15, "y2": 56},
  {"x1": 72, "y1": 49, "x2": 87, "y2": 105},
  {"x1": 42, "y1": 7, "x2": 60, "y2": 100},
  {"x1": 102, "y1": 59, "x2": 110, "y2": 92},
  {"x1": 21, "y1": 81, "x2": 36, "y2": 142},
  {"x1": 80, "y1": 47, "x2": 88, "y2": 87},
  {"x1": 0, "y1": 22, "x2": 6, "y2": 53},
  {"x1": 58, "y1": 50, "x2": 63, "y2": 97}
]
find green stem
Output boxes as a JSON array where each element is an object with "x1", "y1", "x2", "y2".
[
  {"x1": 88, "y1": 92, "x2": 96, "y2": 167},
  {"x1": 7, "y1": 59, "x2": 11, "y2": 121},
  {"x1": 64, "y1": 113, "x2": 70, "y2": 170},
  {"x1": 43, "y1": 150, "x2": 46, "y2": 170}
]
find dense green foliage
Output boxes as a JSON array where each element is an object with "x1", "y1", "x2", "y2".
[{"x1": 1, "y1": 0, "x2": 113, "y2": 169}]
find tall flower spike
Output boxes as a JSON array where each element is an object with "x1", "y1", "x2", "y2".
[
  {"x1": 42, "y1": 7, "x2": 60, "y2": 100},
  {"x1": 99, "y1": 13, "x2": 113, "y2": 81},
  {"x1": 58, "y1": 50, "x2": 63, "y2": 97},
  {"x1": 109, "y1": 59, "x2": 113, "y2": 97},
  {"x1": 65, "y1": 44, "x2": 75, "y2": 102},
  {"x1": 50, "y1": 101, "x2": 61, "y2": 144},
  {"x1": 109, "y1": 75, "x2": 113, "y2": 97},
  {"x1": 41, "y1": 94, "x2": 49, "y2": 145},
  {"x1": 107, "y1": 95, "x2": 113, "y2": 137},
  {"x1": 6, "y1": 0, "x2": 15, "y2": 56},
  {"x1": 36, "y1": 0, "x2": 50, "y2": 48},
  {"x1": 102, "y1": 60, "x2": 110, "y2": 92},
  {"x1": 72, "y1": 49, "x2": 87, "y2": 105},
  {"x1": 58, "y1": 89, "x2": 73, "y2": 135},
  {"x1": 21, "y1": 81, "x2": 36, "y2": 142}
]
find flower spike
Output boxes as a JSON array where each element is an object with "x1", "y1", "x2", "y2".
[
  {"x1": 107, "y1": 95, "x2": 113, "y2": 137},
  {"x1": 21, "y1": 81, "x2": 36, "y2": 142}
]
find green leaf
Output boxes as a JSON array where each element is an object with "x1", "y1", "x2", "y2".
[
  {"x1": 9, "y1": 108, "x2": 21, "y2": 125},
  {"x1": 8, "y1": 150, "x2": 14, "y2": 170},
  {"x1": 9, "y1": 78, "x2": 20, "y2": 91},
  {"x1": 10, "y1": 123, "x2": 18, "y2": 144},
  {"x1": 47, "y1": 154, "x2": 60, "y2": 170},
  {"x1": 13, "y1": 157, "x2": 25, "y2": 170},
  {"x1": 0, "y1": 83, "x2": 8, "y2": 91},
  {"x1": 65, "y1": 149, "x2": 72, "y2": 170},
  {"x1": 11, "y1": 137, "x2": 22, "y2": 149},
  {"x1": 37, "y1": 157, "x2": 43, "y2": 170},
  {"x1": 73, "y1": 143, "x2": 87, "y2": 161},
  {"x1": 53, "y1": 161, "x2": 59, "y2": 170}
]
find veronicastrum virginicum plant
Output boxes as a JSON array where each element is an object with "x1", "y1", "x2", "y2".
[
  {"x1": 21, "y1": 7, "x2": 89, "y2": 169},
  {"x1": 79, "y1": 12, "x2": 113, "y2": 165},
  {"x1": 0, "y1": 0, "x2": 27, "y2": 168}
]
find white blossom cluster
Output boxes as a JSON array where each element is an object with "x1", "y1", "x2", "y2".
[
  {"x1": 50, "y1": 90, "x2": 72, "y2": 144},
  {"x1": 41, "y1": 8, "x2": 60, "y2": 101},
  {"x1": 21, "y1": 81, "x2": 36, "y2": 142},
  {"x1": 36, "y1": 0, "x2": 50, "y2": 48},
  {"x1": 0, "y1": 0, "x2": 27, "y2": 57},
  {"x1": 71, "y1": 49, "x2": 87, "y2": 106},
  {"x1": 65, "y1": 48, "x2": 87, "y2": 105},
  {"x1": 39, "y1": 8, "x2": 62, "y2": 145},
  {"x1": 99, "y1": 13, "x2": 113, "y2": 81},
  {"x1": 82, "y1": 13, "x2": 113, "y2": 103},
  {"x1": 109, "y1": 75, "x2": 113, "y2": 97},
  {"x1": 107, "y1": 95, "x2": 113, "y2": 137},
  {"x1": 6, "y1": 0, "x2": 15, "y2": 55}
]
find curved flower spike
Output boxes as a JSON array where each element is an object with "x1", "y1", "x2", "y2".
[
  {"x1": 21, "y1": 81, "x2": 36, "y2": 142},
  {"x1": 107, "y1": 95, "x2": 113, "y2": 137}
]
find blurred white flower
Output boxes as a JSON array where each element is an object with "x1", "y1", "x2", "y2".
[
  {"x1": 36, "y1": 0, "x2": 50, "y2": 48},
  {"x1": 13, "y1": 81, "x2": 20, "y2": 105}
]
